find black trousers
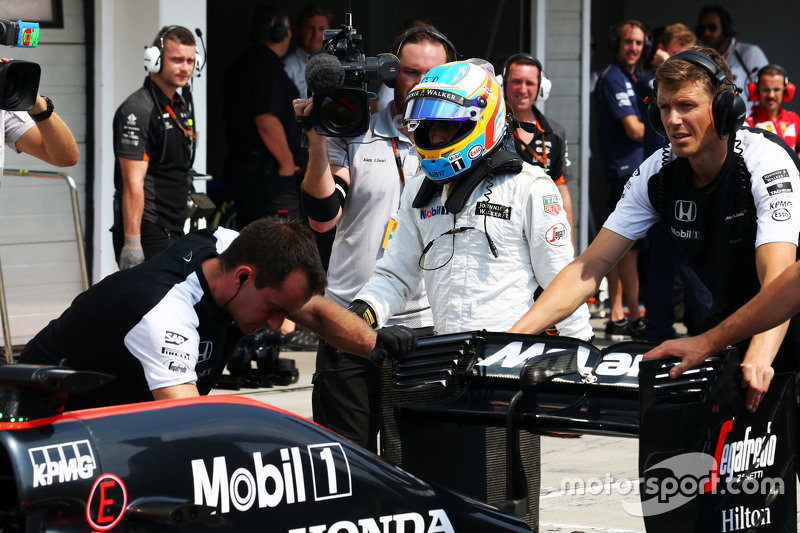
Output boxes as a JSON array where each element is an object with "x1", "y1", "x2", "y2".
[
  {"x1": 112, "y1": 219, "x2": 183, "y2": 264},
  {"x1": 312, "y1": 326, "x2": 434, "y2": 453}
]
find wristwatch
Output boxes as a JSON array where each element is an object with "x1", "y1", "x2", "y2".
[{"x1": 29, "y1": 95, "x2": 54, "y2": 123}]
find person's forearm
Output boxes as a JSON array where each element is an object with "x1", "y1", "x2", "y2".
[
  {"x1": 122, "y1": 181, "x2": 144, "y2": 236},
  {"x1": 33, "y1": 112, "x2": 79, "y2": 166},
  {"x1": 27, "y1": 95, "x2": 79, "y2": 166},
  {"x1": 256, "y1": 114, "x2": 295, "y2": 174},
  {"x1": 291, "y1": 295, "x2": 376, "y2": 358},
  {"x1": 703, "y1": 262, "x2": 800, "y2": 353},
  {"x1": 302, "y1": 131, "x2": 337, "y2": 197}
]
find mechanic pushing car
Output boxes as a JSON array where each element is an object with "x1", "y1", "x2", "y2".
[
  {"x1": 509, "y1": 46, "x2": 800, "y2": 415},
  {"x1": 18, "y1": 218, "x2": 416, "y2": 411}
]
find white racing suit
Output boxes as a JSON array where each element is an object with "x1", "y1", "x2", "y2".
[{"x1": 357, "y1": 162, "x2": 593, "y2": 339}]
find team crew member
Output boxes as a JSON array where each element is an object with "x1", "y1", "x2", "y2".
[
  {"x1": 283, "y1": 4, "x2": 332, "y2": 98},
  {"x1": 502, "y1": 53, "x2": 575, "y2": 232},
  {"x1": 745, "y1": 65, "x2": 800, "y2": 154},
  {"x1": 294, "y1": 26, "x2": 456, "y2": 452},
  {"x1": 593, "y1": 20, "x2": 648, "y2": 340},
  {"x1": 112, "y1": 26, "x2": 200, "y2": 270},
  {"x1": 354, "y1": 59, "x2": 593, "y2": 340},
  {"x1": 696, "y1": 5, "x2": 768, "y2": 115},
  {"x1": 510, "y1": 47, "x2": 800, "y2": 411},
  {"x1": 224, "y1": 6, "x2": 308, "y2": 227},
  {"x1": 19, "y1": 218, "x2": 416, "y2": 411}
]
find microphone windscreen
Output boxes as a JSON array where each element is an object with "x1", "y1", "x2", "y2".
[{"x1": 305, "y1": 53, "x2": 345, "y2": 95}]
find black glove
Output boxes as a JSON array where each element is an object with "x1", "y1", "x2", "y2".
[
  {"x1": 370, "y1": 326, "x2": 417, "y2": 366},
  {"x1": 348, "y1": 299, "x2": 378, "y2": 329}
]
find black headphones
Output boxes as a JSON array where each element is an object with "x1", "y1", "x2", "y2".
[
  {"x1": 501, "y1": 53, "x2": 552, "y2": 102},
  {"x1": 647, "y1": 50, "x2": 746, "y2": 140},
  {"x1": 384, "y1": 27, "x2": 458, "y2": 88},
  {"x1": 267, "y1": 13, "x2": 289, "y2": 42},
  {"x1": 607, "y1": 20, "x2": 653, "y2": 60},
  {"x1": 696, "y1": 6, "x2": 735, "y2": 39},
  {"x1": 238, "y1": 273, "x2": 249, "y2": 285}
]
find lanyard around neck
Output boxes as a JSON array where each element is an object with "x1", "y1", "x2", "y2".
[{"x1": 391, "y1": 137, "x2": 405, "y2": 186}]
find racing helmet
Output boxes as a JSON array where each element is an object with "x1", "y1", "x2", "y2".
[{"x1": 403, "y1": 59, "x2": 507, "y2": 183}]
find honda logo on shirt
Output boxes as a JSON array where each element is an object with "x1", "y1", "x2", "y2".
[{"x1": 674, "y1": 200, "x2": 697, "y2": 222}]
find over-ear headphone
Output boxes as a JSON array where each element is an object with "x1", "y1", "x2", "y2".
[
  {"x1": 238, "y1": 273, "x2": 249, "y2": 285},
  {"x1": 267, "y1": 13, "x2": 289, "y2": 43},
  {"x1": 695, "y1": 6, "x2": 735, "y2": 39},
  {"x1": 502, "y1": 53, "x2": 551, "y2": 102},
  {"x1": 143, "y1": 25, "x2": 205, "y2": 78},
  {"x1": 384, "y1": 27, "x2": 459, "y2": 88},
  {"x1": 608, "y1": 20, "x2": 653, "y2": 59},
  {"x1": 747, "y1": 64, "x2": 795, "y2": 103},
  {"x1": 647, "y1": 50, "x2": 746, "y2": 140}
]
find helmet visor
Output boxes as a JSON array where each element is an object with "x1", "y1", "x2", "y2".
[{"x1": 403, "y1": 89, "x2": 481, "y2": 128}]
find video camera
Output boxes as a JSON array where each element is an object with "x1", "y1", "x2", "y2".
[
  {"x1": 0, "y1": 19, "x2": 42, "y2": 111},
  {"x1": 306, "y1": 2, "x2": 399, "y2": 137}
]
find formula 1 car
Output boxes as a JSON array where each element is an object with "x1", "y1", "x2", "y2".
[
  {"x1": 0, "y1": 364, "x2": 531, "y2": 532},
  {"x1": 1, "y1": 332, "x2": 797, "y2": 533}
]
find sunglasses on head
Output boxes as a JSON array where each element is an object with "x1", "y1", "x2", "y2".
[{"x1": 697, "y1": 23, "x2": 719, "y2": 33}]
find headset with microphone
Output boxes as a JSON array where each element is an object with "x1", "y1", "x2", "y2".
[
  {"x1": 143, "y1": 25, "x2": 206, "y2": 78},
  {"x1": 646, "y1": 50, "x2": 746, "y2": 140},
  {"x1": 501, "y1": 53, "x2": 551, "y2": 102},
  {"x1": 747, "y1": 64, "x2": 795, "y2": 103}
]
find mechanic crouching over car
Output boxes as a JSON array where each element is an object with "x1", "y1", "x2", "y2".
[
  {"x1": 352, "y1": 59, "x2": 593, "y2": 341},
  {"x1": 18, "y1": 218, "x2": 416, "y2": 411}
]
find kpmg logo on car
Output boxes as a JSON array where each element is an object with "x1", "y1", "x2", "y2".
[
  {"x1": 674, "y1": 200, "x2": 696, "y2": 222},
  {"x1": 29, "y1": 439, "x2": 97, "y2": 487}
]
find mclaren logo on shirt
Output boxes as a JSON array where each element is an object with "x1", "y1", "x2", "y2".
[{"x1": 674, "y1": 200, "x2": 696, "y2": 222}]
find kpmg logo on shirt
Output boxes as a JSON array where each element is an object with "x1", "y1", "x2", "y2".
[{"x1": 674, "y1": 200, "x2": 696, "y2": 222}]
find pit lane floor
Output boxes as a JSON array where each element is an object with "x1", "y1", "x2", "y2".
[{"x1": 212, "y1": 317, "x2": 800, "y2": 532}]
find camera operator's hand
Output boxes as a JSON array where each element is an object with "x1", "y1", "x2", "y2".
[
  {"x1": 370, "y1": 325, "x2": 417, "y2": 367},
  {"x1": 293, "y1": 97, "x2": 319, "y2": 141},
  {"x1": 119, "y1": 235, "x2": 144, "y2": 270}
]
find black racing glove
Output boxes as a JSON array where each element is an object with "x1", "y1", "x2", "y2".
[
  {"x1": 348, "y1": 299, "x2": 378, "y2": 329},
  {"x1": 370, "y1": 325, "x2": 417, "y2": 367}
]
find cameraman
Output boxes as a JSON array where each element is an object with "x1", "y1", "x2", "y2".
[
  {"x1": 293, "y1": 26, "x2": 456, "y2": 452},
  {"x1": 0, "y1": 58, "x2": 78, "y2": 172}
]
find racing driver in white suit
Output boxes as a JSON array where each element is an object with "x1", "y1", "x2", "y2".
[{"x1": 351, "y1": 60, "x2": 592, "y2": 339}]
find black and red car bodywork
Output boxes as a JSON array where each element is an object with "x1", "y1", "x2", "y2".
[{"x1": 0, "y1": 365, "x2": 531, "y2": 532}]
